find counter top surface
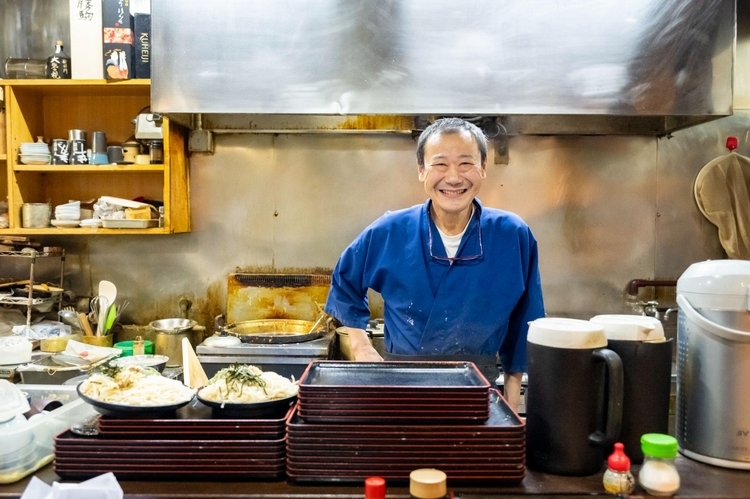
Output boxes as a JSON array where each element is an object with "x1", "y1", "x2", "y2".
[{"x1": 2, "y1": 456, "x2": 749, "y2": 498}]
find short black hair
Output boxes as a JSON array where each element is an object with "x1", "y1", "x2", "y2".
[{"x1": 416, "y1": 118, "x2": 488, "y2": 168}]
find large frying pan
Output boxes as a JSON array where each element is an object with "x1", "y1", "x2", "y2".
[{"x1": 214, "y1": 315, "x2": 329, "y2": 344}]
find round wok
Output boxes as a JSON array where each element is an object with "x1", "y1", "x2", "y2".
[{"x1": 224, "y1": 319, "x2": 326, "y2": 344}]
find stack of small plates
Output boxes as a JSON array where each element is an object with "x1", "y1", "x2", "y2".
[
  {"x1": 51, "y1": 201, "x2": 81, "y2": 228},
  {"x1": 19, "y1": 142, "x2": 51, "y2": 165}
]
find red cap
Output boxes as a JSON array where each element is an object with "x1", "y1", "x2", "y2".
[
  {"x1": 727, "y1": 137, "x2": 738, "y2": 151},
  {"x1": 608, "y1": 443, "x2": 631, "y2": 472},
  {"x1": 365, "y1": 476, "x2": 386, "y2": 499}
]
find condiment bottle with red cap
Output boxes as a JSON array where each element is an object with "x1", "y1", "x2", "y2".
[
  {"x1": 365, "y1": 476, "x2": 386, "y2": 499},
  {"x1": 603, "y1": 442, "x2": 635, "y2": 495}
]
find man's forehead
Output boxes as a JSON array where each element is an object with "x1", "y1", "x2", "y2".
[{"x1": 424, "y1": 132, "x2": 480, "y2": 155}]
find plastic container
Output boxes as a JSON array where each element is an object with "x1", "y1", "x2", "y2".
[
  {"x1": 114, "y1": 339, "x2": 155, "y2": 356},
  {"x1": 410, "y1": 468, "x2": 448, "y2": 499},
  {"x1": 365, "y1": 476, "x2": 386, "y2": 499},
  {"x1": 639, "y1": 434, "x2": 680, "y2": 496},
  {"x1": 0, "y1": 384, "x2": 96, "y2": 484},
  {"x1": 603, "y1": 442, "x2": 635, "y2": 495}
]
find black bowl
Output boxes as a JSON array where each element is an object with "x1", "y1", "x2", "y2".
[
  {"x1": 76, "y1": 383, "x2": 194, "y2": 418},
  {"x1": 196, "y1": 391, "x2": 296, "y2": 419}
]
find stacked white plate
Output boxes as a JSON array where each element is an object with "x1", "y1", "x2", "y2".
[
  {"x1": 19, "y1": 142, "x2": 51, "y2": 165},
  {"x1": 79, "y1": 219, "x2": 102, "y2": 228},
  {"x1": 52, "y1": 201, "x2": 81, "y2": 227}
]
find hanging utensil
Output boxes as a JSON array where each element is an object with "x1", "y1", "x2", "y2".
[{"x1": 96, "y1": 296, "x2": 109, "y2": 336}]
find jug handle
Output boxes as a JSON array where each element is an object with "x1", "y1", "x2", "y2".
[{"x1": 588, "y1": 348, "x2": 623, "y2": 447}]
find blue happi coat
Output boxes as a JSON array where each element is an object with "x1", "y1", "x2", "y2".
[{"x1": 325, "y1": 199, "x2": 544, "y2": 373}]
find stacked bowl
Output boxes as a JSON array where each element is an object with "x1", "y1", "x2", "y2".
[
  {"x1": 19, "y1": 142, "x2": 51, "y2": 165},
  {"x1": 51, "y1": 201, "x2": 81, "y2": 228}
]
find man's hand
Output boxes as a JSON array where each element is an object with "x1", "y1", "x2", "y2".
[
  {"x1": 346, "y1": 327, "x2": 384, "y2": 362},
  {"x1": 503, "y1": 372, "x2": 523, "y2": 413}
]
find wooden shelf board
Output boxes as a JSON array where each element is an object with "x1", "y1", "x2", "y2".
[
  {"x1": 1, "y1": 227, "x2": 170, "y2": 235},
  {"x1": 3, "y1": 79, "x2": 150, "y2": 97},
  {"x1": 14, "y1": 164, "x2": 164, "y2": 172},
  {"x1": 0, "y1": 154, "x2": 6, "y2": 161}
]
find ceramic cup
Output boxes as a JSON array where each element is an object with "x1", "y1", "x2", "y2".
[
  {"x1": 134, "y1": 154, "x2": 150, "y2": 165},
  {"x1": 106, "y1": 146, "x2": 124, "y2": 164},
  {"x1": 122, "y1": 141, "x2": 139, "y2": 163}
]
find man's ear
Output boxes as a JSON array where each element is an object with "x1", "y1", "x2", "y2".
[
  {"x1": 418, "y1": 163, "x2": 427, "y2": 181},
  {"x1": 479, "y1": 161, "x2": 487, "y2": 179}
]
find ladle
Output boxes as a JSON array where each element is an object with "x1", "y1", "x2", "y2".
[{"x1": 58, "y1": 308, "x2": 81, "y2": 330}]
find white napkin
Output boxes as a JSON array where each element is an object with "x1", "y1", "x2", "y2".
[
  {"x1": 21, "y1": 473, "x2": 123, "y2": 499},
  {"x1": 63, "y1": 340, "x2": 121, "y2": 364}
]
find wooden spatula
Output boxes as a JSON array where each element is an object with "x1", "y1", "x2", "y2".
[{"x1": 182, "y1": 337, "x2": 209, "y2": 389}]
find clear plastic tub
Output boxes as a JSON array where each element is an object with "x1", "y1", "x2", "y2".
[{"x1": 0, "y1": 385, "x2": 96, "y2": 484}]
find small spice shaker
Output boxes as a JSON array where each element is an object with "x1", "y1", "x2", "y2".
[
  {"x1": 133, "y1": 336, "x2": 145, "y2": 356},
  {"x1": 639, "y1": 433, "x2": 680, "y2": 496},
  {"x1": 365, "y1": 476, "x2": 386, "y2": 499}
]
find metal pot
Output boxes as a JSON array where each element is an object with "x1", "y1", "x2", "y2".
[{"x1": 150, "y1": 318, "x2": 199, "y2": 367}]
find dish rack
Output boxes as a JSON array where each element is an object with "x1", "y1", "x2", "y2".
[{"x1": 0, "y1": 248, "x2": 66, "y2": 329}]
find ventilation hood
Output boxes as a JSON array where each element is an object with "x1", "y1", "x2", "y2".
[{"x1": 152, "y1": 0, "x2": 735, "y2": 136}]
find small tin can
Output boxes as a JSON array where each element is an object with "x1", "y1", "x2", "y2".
[{"x1": 51, "y1": 139, "x2": 70, "y2": 164}]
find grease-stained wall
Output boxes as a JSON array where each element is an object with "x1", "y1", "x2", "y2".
[{"x1": 7, "y1": 3, "x2": 750, "y2": 332}]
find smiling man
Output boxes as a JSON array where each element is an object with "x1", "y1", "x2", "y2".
[{"x1": 324, "y1": 118, "x2": 545, "y2": 410}]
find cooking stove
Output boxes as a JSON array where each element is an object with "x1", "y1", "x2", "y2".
[
  {"x1": 198, "y1": 273, "x2": 334, "y2": 378},
  {"x1": 196, "y1": 334, "x2": 334, "y2": 379}
]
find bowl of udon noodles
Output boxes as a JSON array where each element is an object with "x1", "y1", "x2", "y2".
[
  {"x1": 196, "y1": 364, "x2": 298, "y2": 418},
  {"x1": 77, "y1": 364, "x2": 196, "y2": 417}
]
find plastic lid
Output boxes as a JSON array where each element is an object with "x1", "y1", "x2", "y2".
[
  {"x1": 0, "y1": 380, "x2": 30, "y2": 423},
  {"x1": 365, "y1": 476, "x2": 386, "y2": 499},
  {"x1": 641, "y1": 433, "x2": 678, "y2": 459},
  {"x1": 608, "y1": 442, "x2": 631, "y2": 471},
  {"x1": 677, "y1": 260, "x2": 750, "y2": 296},
  {"x1": 527, "y1": 318, "x2": 607, "y2": 349},
  {"x1": 410, "y1": 468, "x2": 447, "y2": 499},
  {"x1": 590, "y1": 315, "x2": 665, "y2": 342}
]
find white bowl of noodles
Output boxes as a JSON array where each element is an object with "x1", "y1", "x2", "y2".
[
  {"x1": 197, "y1": 364, "x2": 298, "y2": 418},
  {"x1": 78, "y1": 365, "x2": 195, "y2": 417}
]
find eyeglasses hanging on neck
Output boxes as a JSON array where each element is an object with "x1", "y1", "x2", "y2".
[{"x1": 427, "y1": 217, "x2": 484, "y2": 263}]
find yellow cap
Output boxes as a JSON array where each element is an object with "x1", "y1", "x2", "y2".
[{"x1": 409, "y1": 468, "x2": 447, "y2": 499}]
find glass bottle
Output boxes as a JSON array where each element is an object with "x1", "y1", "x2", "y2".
[
  {"x1": 603, "y1": 442, "x2": 635, "y2": 495},
  {"x1": 46, "y1": 41, "x2": 71, "y2": 79},
  {"x1": 149, "y1": 140, "x2": 163, "y2": 164},
  {"x1": 639, "y1": 433, "x2": 680, "y2": 496}
]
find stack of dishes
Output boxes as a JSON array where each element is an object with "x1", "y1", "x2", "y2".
[
  {"x1": 51, "y1": 201, "x2": 81, "y2": 228},
  {"x1": 54, "y1": 401, "x2": 291, "y2": 480},
  {"x1": 19, "y1": 142, "x2": 51, "y2": 165},
  {"x1": 287, "y1": 390, "x2": 526, "y2": 484}
]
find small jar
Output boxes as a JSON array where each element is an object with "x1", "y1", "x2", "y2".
[
  {"x1": 149, "y1": 140, "x2": 163, "y2": 164},
  {"x1": 603, "y1": 442, "x2": 635, "y2": 495},
  {"x1": 639, "y1": 433, "x2": 680, "y2": 496},
  {"x1": 410, "y1": 469, "x2": 448, "y2": 499},
  {"x1": 133, "y1": 336, "x2": 145, "y2": 356}
]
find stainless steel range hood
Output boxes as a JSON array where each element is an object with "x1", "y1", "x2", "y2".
[{"x1": 152, "y1": 0, "x2": 735, "y2": 135}]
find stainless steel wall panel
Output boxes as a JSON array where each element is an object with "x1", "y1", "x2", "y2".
[{"x1": 152, "y1": 0, "x2": 734, "y2": 118}]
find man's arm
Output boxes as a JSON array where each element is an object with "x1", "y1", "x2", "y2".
[
  {"x1": 346, "y1": 327, "x2": 384, "y2": 362},
  {"x1": 503, "y1": 371, "x2": 523, "y2": 413}
]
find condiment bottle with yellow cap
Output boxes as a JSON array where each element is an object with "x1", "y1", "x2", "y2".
[
  {"x1": 133, "y1": 336, "x2": 145, "y2": 356},
  {"x1": 410, "y1": 468, "x2": 448, "y2": 499}
]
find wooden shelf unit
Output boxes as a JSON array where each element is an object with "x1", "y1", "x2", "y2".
[{"x1": 1, "y1": 79, "x2": 190, "y2": 235}]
